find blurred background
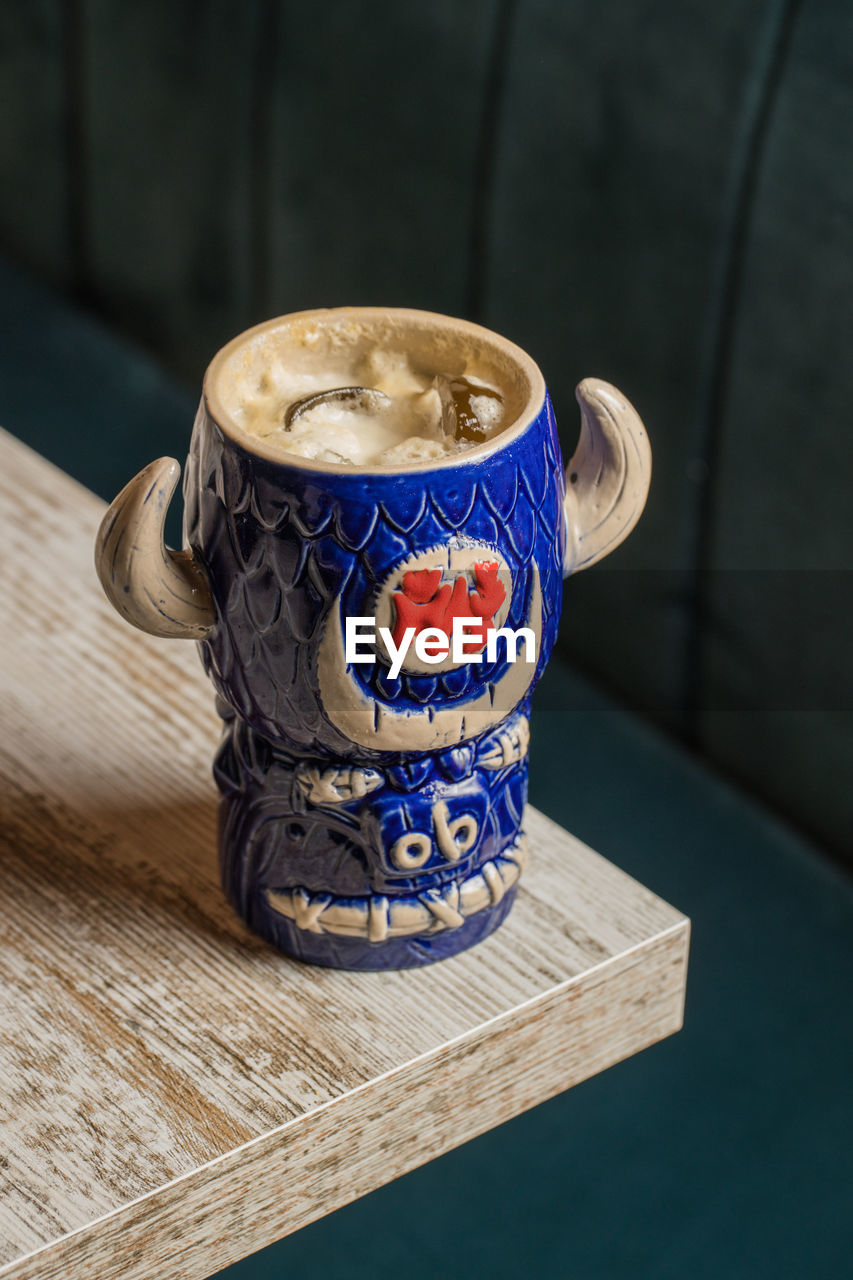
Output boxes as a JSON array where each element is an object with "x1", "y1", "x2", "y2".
[{"x1": 1, "y1": 1, "x2": 850, "y2": 1276}]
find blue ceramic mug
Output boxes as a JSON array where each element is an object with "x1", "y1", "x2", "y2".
[{"x1": 96, "y1": 308, "x2": 650, "y2": 969}]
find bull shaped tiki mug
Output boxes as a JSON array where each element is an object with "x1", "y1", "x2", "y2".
[{"x1": 95, "y1": 309, "x2": 650, "y2": 969}]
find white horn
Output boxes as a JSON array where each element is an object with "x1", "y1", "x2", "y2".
[
  {"x1": 562, "y1": 378, "x2": 652, "y2": 575},
  {"x1": 95, "y1": 457, "x2": 215, "y2": 639}
]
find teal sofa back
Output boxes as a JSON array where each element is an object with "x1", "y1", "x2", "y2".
[{"x1": 2, "y1": 0, "x2": 850, "y2": 859}]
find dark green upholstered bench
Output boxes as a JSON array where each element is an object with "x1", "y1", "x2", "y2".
[
  {"x1": 2, "y1": 255, "x2": 850, "y2": 1279},
  {"x1": 3, "y1": 0, "x2": 852, "y2": 862}
]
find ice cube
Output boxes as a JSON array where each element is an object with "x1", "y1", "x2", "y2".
[{"x1": 434, "y1": 374, "x2": 504, "y2": 443}]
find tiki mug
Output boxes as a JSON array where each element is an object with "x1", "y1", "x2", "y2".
[{"x1": 95, "y1": 309, "x2": 650, "y2": 969}]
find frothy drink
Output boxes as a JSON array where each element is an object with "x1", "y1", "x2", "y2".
[{"x1": 211, "y1": 310, "x2": 522, "y2": 468}]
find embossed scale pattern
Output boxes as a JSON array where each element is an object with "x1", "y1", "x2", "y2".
[
  {"x1": 182, "y1": 398, "x2": 566, "y2": 967},
  {"x1": 184, "y1": 396, "x2": 564, "y2": 758}
]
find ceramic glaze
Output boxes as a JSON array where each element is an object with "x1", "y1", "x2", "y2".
[{"x1": 95, "y1": 307, "x2": 651, "y2": 969}]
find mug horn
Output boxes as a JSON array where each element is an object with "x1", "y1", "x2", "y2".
[
  {"x1": 95, "y1": 457, "x2": 215, "y2": 639},
  {"x1": 562, "y1": 378, "x2": 652, "y2": 575}
]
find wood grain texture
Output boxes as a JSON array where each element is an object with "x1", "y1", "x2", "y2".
[{"x1": 0, "y1": 430, "x2": 689, "y2": 1280}]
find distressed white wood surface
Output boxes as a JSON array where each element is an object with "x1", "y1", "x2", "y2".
[{"x1": 0, "y1": 430, "x2": 690, "y2": 1280}]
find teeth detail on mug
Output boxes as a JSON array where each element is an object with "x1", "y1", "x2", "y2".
[
  {"x1": 294, "y1": 764, "x2": 384, "y2": 805},
  {"x1": 265, "y1": 834, "x2": 528, "y2": 939},
  {"x1": 479, "y1": 716, "x2": 531, "y2": 770}
]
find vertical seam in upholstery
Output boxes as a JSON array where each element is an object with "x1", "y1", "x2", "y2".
[
  {"x1": 62, "y1": 0, "x2": 90, "y2": 297},
  {"x1": 466, "y1": 0, "x2": 519, "y2": 322},
  {"x1": 248, "y1": 0, "x2": 280, "y2": 321},
  {"x1": 682, "y1": 0, "x2": 803, "y2": 744}
]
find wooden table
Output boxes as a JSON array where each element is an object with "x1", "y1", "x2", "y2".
[{"x1": 0, "y1": 431, "x2": 690, "y2": 1280}]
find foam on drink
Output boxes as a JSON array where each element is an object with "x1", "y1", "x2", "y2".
[
  {"x1": 235, "y1": 347, "x2": 504, "y2": 465},
  {"x1": 210, "y1": 310, "x2": 530, "y2": 469}
]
